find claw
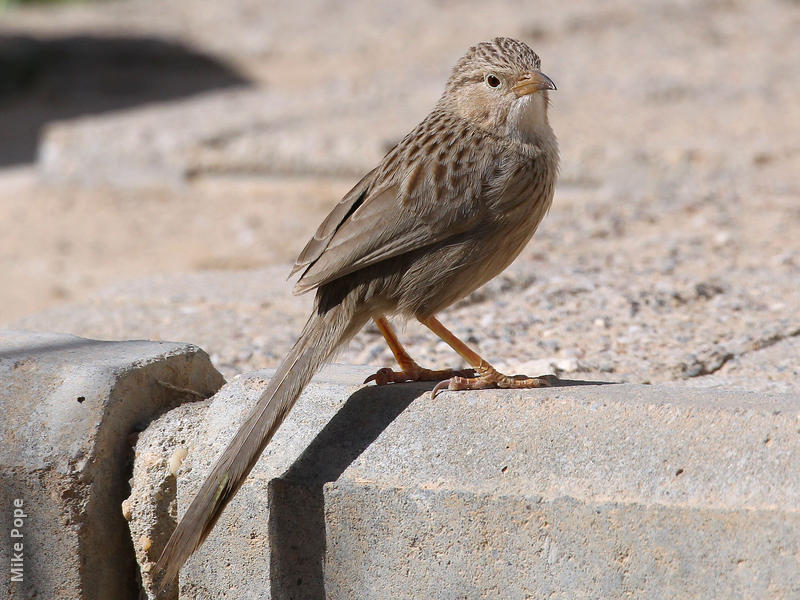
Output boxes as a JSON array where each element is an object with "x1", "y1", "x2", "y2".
[
  {"x1": 363, "y1": 373, "x2": 377, "y2": 384},
  {"x1": 430, "y1": 379, "x2": 450, "y2": 399}
]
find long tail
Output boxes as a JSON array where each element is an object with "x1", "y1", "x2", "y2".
[{"x1": 155, "y1": 300, "x2": 364, "y2": 590}]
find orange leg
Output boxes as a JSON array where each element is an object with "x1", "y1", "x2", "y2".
[
  {"x1": 364, "y1": 316, "x2": 476, "y2": 385},
  {"x1": 418, "y1": 315, "x2": 558, "y2": 398}
]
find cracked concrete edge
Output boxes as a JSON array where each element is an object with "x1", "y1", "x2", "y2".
[{"x1": 0, "y1": 330, "x2": 225, "y2": 600}]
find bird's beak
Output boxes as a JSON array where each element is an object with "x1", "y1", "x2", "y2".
[{"x1": 513, "y1": 71, "x2": 557, "y2": 97}]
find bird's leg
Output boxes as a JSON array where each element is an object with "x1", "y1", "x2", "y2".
[
  {"x1": 364, "y1": 316, "x2": 476, "y2": 385},
  {"x1": 419, "y1": 315, "x2": 558, "y2": 398}
]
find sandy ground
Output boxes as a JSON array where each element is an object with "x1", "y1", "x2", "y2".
[{"x1": 0, "y1": 168, "x2": 349, "y2": 321}]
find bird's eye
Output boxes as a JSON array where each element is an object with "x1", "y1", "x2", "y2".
[{"x1": 486, "y1": 74, "x2": 501, "y2": 88}]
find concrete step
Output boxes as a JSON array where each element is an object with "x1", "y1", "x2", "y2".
[
  {"x1": 128, "y1": 365, "x2": 800, "y2": 599},
  {"x1": 0, "y1": 329, "x2": 225, "y2": 600}
]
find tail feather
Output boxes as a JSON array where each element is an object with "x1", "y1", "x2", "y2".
[{"x1": 155, "y1": 301, "x2": 362, "y2": 590}]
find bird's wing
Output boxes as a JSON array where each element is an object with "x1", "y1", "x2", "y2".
[
  {"x1": 289, "y1": 167, "x2": 378, "y2": 280},
  {"x1": 292, "y1": 138, "x2": 493, "y2": 295}
]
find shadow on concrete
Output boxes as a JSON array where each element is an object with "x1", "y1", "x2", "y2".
[
  {"x1": 269, "y1": 382, "x2": 425, "y2": 599},
  {"x1": 0, "y1": 34, "x2": 250, "y2": 166},
  {"x1": 268, "y1": 377, "x2": 616, "y2": 598},
  {"x1": 547, "y1": 377, "x2": 618, "y2": 386}
]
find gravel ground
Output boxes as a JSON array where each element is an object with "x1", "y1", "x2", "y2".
[{"x1": 2, "y1": 0, "x2": 799, "y2": 393}]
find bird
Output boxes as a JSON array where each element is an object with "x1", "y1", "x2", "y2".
[{"x1": 155, "y1": 36, "x2": 559, "y2": 590}]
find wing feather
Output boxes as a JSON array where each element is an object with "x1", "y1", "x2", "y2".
[
  {"x1": 292, "y1": 115, "x2": 495, "y2": 295},
  {"x1": 289, "y1": 167, "x2": 378, "y2": 278}
]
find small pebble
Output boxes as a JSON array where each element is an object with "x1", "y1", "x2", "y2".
[{"x1": 168, "y1": 447, "x2": 189, "y2": 477}]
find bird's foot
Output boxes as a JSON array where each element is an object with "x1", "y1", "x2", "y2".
[
  {"x1": 431, "y1": 363, "x2": 558, "y2": 398},
  {"x1": 364, "y1": 363, "x2": 476, "y2": 385}
]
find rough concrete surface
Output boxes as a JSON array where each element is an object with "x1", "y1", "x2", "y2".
[
  {"x1": 128, "y1": 366, "x2": 799, "y2": 599},
  {"x1": 0, "y1": 330, "x2": 224, "y2": 600},
  {"x1": 127, "y1": 365, "x2": 366, "y2": 599},
  {"x1": 316, "y1": 384, "x2": 800, "y2": 600}
]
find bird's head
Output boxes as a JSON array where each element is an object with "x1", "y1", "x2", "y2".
[{"x1": 439, "y1": 37, "x2": 556, "y2": 144}]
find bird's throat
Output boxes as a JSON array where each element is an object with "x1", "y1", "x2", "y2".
[{"x1": 506, "y1": 93, "x2": 551, "y2": 145}]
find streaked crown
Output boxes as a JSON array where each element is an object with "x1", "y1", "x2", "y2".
[{"x1": 445, "y1": 37, "x2": 542, "y2": 93}]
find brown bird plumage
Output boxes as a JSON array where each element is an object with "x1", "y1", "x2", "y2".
[{"x1": 155, "y1": 36, "x2": 558, "y2": 590}]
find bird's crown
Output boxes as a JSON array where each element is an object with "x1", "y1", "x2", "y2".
[{"x1": 446, "y1": 37, "x2": 542, "y2": 91}]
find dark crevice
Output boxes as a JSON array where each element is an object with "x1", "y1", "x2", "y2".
[
  {"x1": 682, "y1": 326, "x2": 800, "y2": 379},
  {"x1": 749, "y1": 327, "x2": 800, "y2": 353}
]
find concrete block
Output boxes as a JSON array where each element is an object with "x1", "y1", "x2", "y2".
[
  {"x1": 37, "y1": 86, "x2": 419, "y2": 187},
  {"x1": 134, "y1": 366, "x2": 799, "y2": 599},
  {"x1": 0, "y1": 330, "x2": 224, "y2": 600},
  {"x1": 129, "y1": 366, "x2": 367, "y2": 599},
  {"x1": 281, "y1": 380, "x2": 800, "y2": 599}
]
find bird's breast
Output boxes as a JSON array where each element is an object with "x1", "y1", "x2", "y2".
[{"x1": 478, "y1": 150, "x2": 557, "y2": 278}]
